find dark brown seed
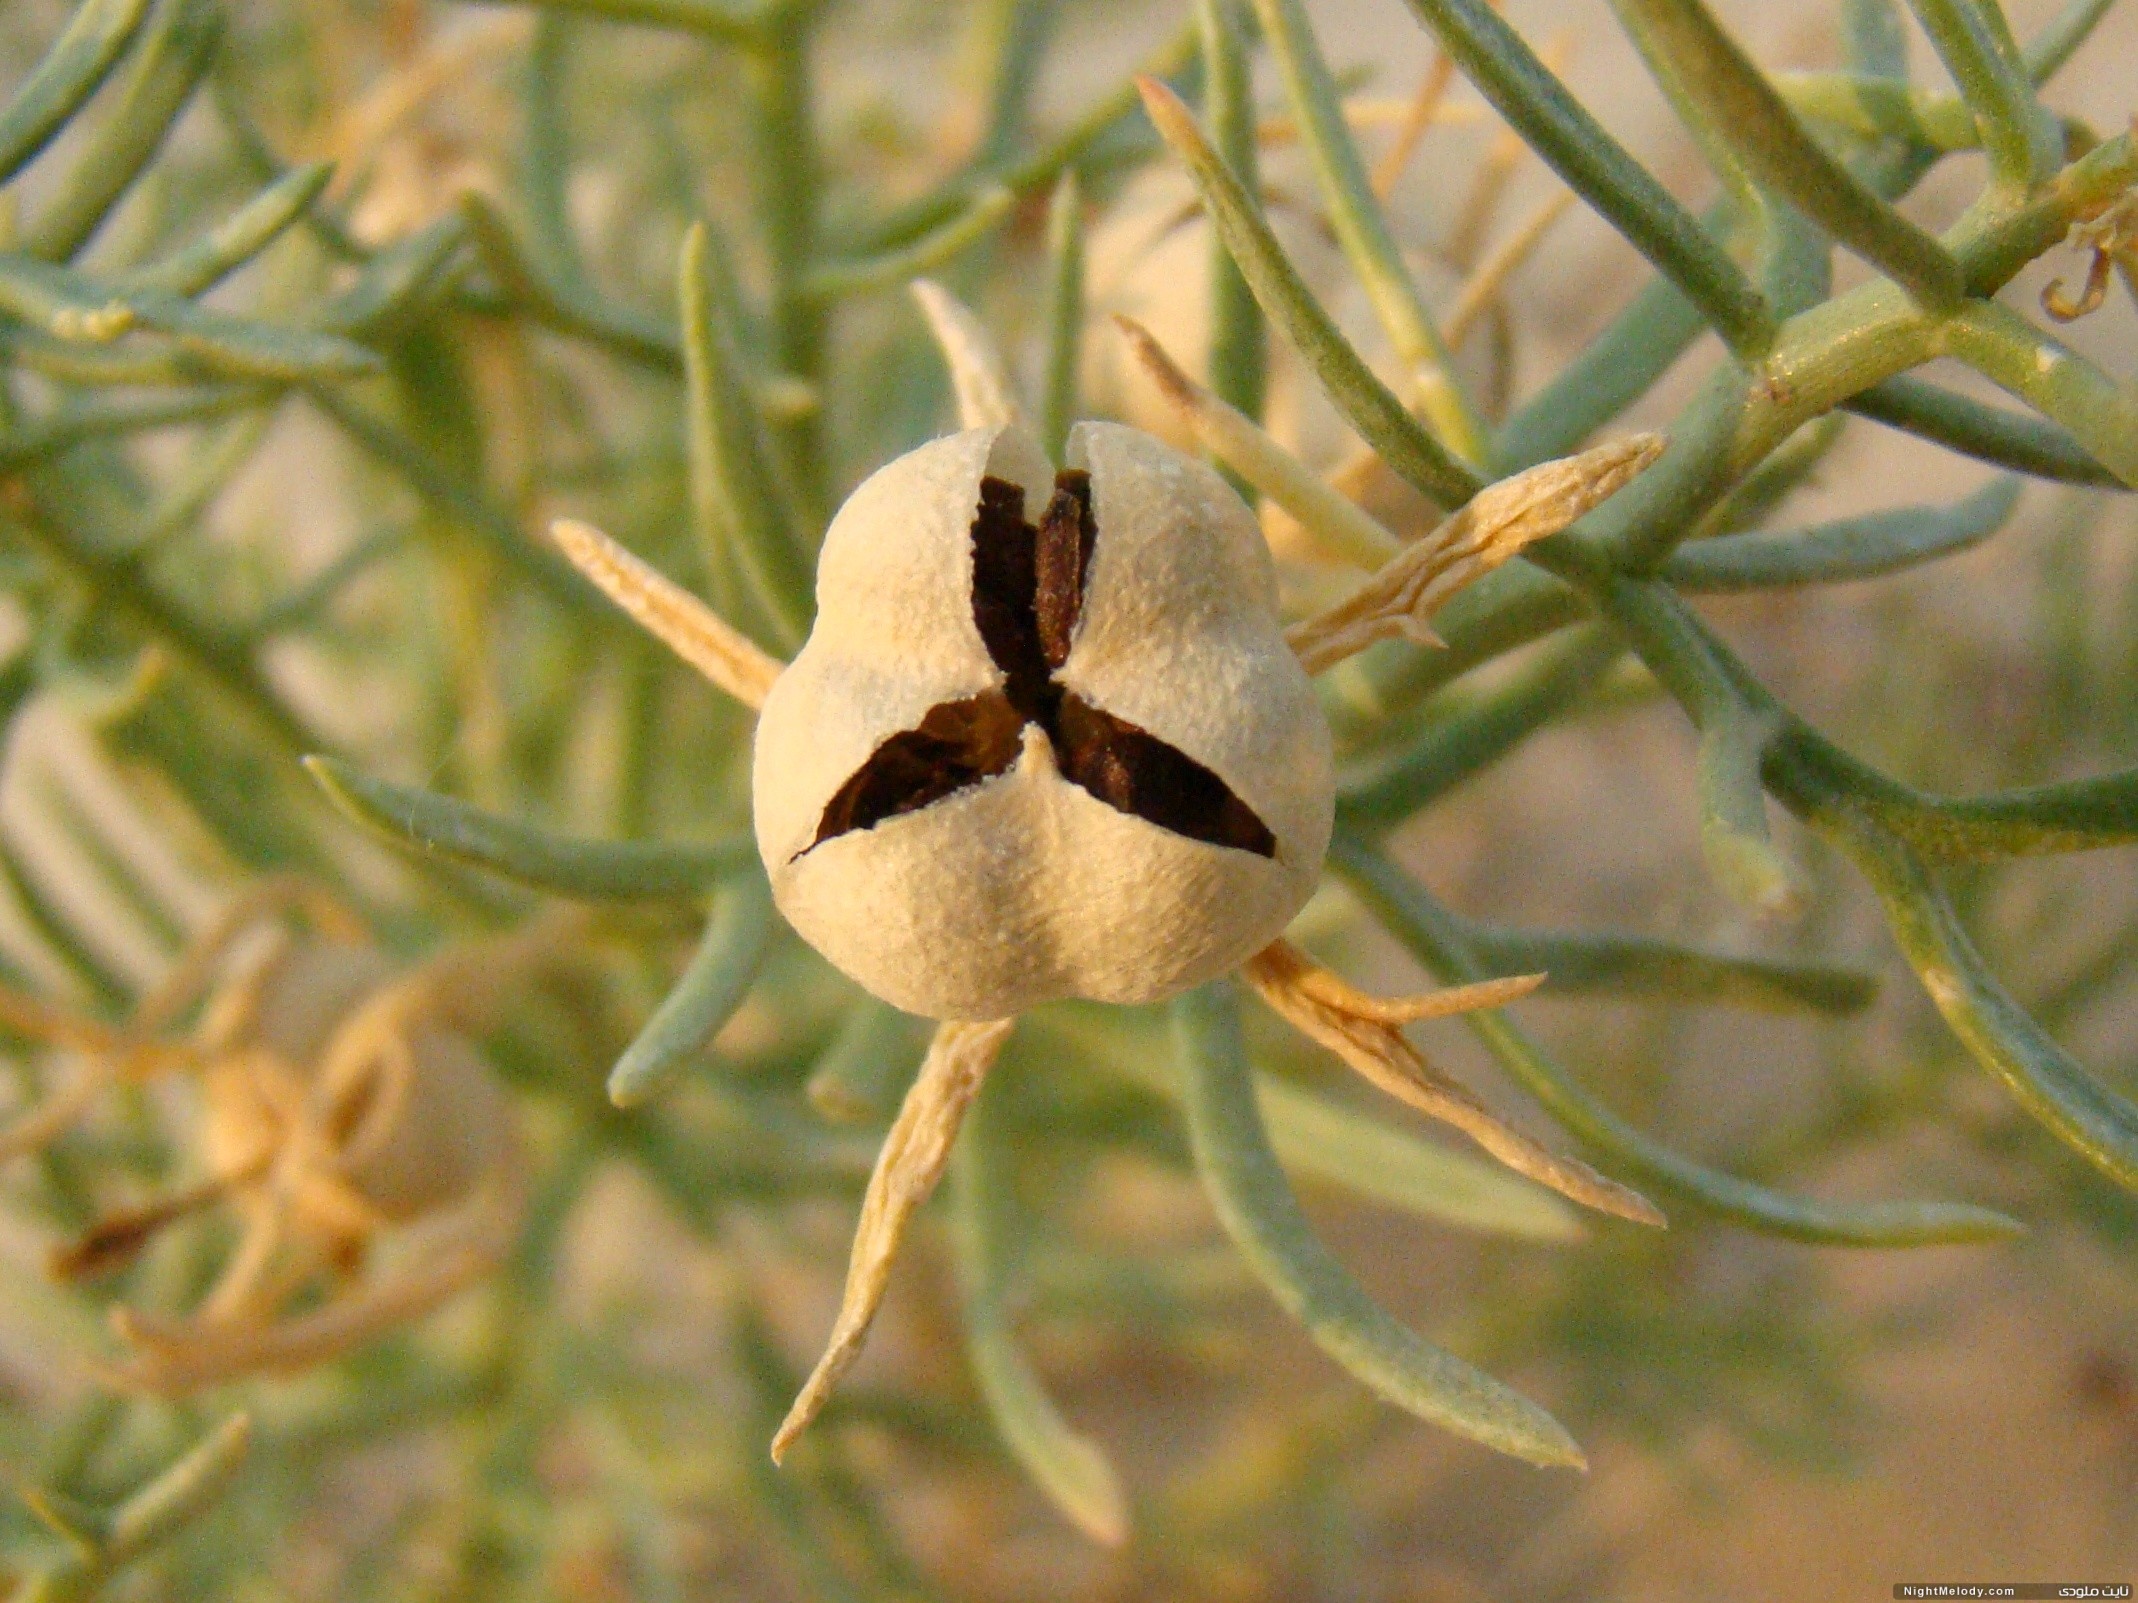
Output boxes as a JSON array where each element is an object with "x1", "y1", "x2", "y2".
[
  {"x1": 1054, "y1": 694, "x2": 1276, "y2": 857},
  {"x1": 809, "y1": 693, "x2": 1027, "y2": 846},
  {"x1": 1034, "y1": 469, "x2": 1095, "y2": 669},
  {"x1": 969, "y1": 476, "x2": 1050, "y2": 715},
  {"x1": 808, "y1": 470, "x2": 1278, "y2": 858}
]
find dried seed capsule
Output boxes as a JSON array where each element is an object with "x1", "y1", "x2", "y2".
[{"x1": 753, "y1": 421, "x2": 1334, "y2": 1021}]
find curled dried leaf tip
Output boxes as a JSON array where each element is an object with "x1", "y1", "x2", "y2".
[
  {"x1": 773, "y1": 1016, "x2": 1016, "y2": 1461},
  {"x1": 1243, "y1": 940, "x2": 1663, "y2": 1227},
  {"x1": 1288, "y1": 436, "x2": 1666, "y2": 674},
  {"x1": 550, "y1": 518, "x2": 786, "y2": 710},
  {"x1": 2041, "y1": 192, "x2": 2137, "y2": 323}
]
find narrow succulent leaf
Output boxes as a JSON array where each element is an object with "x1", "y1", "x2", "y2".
[
  {"x1": 1793, "y1": 783, "x2": 2138, "y2": 1190},
  {"x1": 7, "y1": 496, "x2": 319, "y2": 756},
  {"x1": 1399, "y1": 0, "x2": 1775, "y2": 357},
  {"x1": 1777, "y1": 73, "x2": 1985, "y2": 153},
  {"x1": 1495, "y1": 269, "x2": 1710, "y2": 468},
  {"x1": 1115, "y1": 316, "x2": 1400, "y2": 568},
  {"x1": 1904, "y1": 0, "x2": 2058, "y2": 184},
  {"x1": 303, "y1": 755, "x2": 751, "y2": 898},
  {"x1": 23, "y1": 0, "x2": 222, "y2": 264},
  {"x1": 911, "y1": 277, "x2": 1024, "y2": 431},
  {"x1": 120, "y1": 162, "x2": 333, "y2": 296},
  {"x1": 0, "y1": 388, "x2": 266, "y2": 473},
  {"x1": 1662, "y1": 475, "x2": 2022, "y2": 590},
  {"x1": 1605, "y1": 0, "x2": 1763, "y2": 216},
  {"x1": 1938, "y1": 299, "x2": 2138, "y2": 487},
  {"x1": 1457, "y1": 921, "x2": 1878, "y2": 1015},
  {"x1": 464, "y1": 201, "x2": 683, "y2": 374},
  {"x1": 806, "y1": 999, "x2": 929, "y2": 1126},
  {"x1": 1173, "y1": 980, "x2": 1587, "y2": 1468},
  {"x1": 1842, "y1": 0, "x2": 1910, "y2": 80},
  {"x1": 953, "y1": 1081, "x2": 1130, "y2": 1547},
  {"x1": 972, "y1": 0, "x2": 1062, "y2": 165},
  {"x1": 1338, "y1": 627, "x2": 1624, "y2": 822},
  {"x1": 1252, "y1": 1073, "x2": 1580, "y2": 1240},
  {"x1": 1197, "y1": 0, "x2": 1264, "y2": 443},
  {"x1": 1600, "y1": 576, "x2": 1802, "y2": 914},
  {"x1": 1253, "y1": 0, "x2": 1484, "y2": 459},
  {"x1": 129, "y1": 290, "x2": 380, "y2": 381},
  {"x1": 1332, "y1": 837, "x2": 2025, "y2": 1246},
  {"x1": 773, "y1": 1017, "x2": 1016, "y2": 1461},
  {"x1": 461, "y1": 0, "x2": 771, "y2": 42},
  {"x1": 0, "y1": 253, "x2": 137, "y2": 339},
  {"x1": 1614, "y1": 0, "x2": 1962, "y2": 309},
  {"x1": 800, "y1": 187, "x2": 1015, "y2": 303},
  {"x1": 307, "y1": 387, "x2": 604, "y2": 610},
  {"x1": 314, "y1": 213, "x2": 470, "y2": 339},
  {"x1": 1137, "y1": 77, "x2": 1484, "y2": 508},
  {"x1": 1844, "y1": 375, "x2": 2121, "y2": 486},
  {"x1": 1782, "y1": 736, "x2": 2138, "y2": 864},
  {"x1": 521, "y1": 12, "x2": 585, "y2": 287},
  {"x1": 1045, "y1": 1009, "x2": 1583, "y2": 1241},
  {"x1": 1038, "y1": 172, "x2": 1084, "y2": 464},
  {"x1": 100, "y1": 1413, "x2": 252, "y2": 1564},
  {"x1": 608, "y1": 878, "x2": 776, "y2": 1106},
  {"x1": 1696, "y1": 415, "x2": 1847, "y2": 537},
  {"x1": 0, "y1": 0, "x2": 157, "y2": 184},
  {"x1": 851, "y1": 21, "x2": 1199, "y2": 256},
  {"x1": 0, "y1": 253, "x2": 380, "y2": 378},
  {"x1": 681, "y1": 225, "x2": 816, "y2": 647},
  {"x1": 2023, "y1": 0, "x2": 2119, "y2": 84}
]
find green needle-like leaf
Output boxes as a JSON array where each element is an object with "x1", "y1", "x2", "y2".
[
  {"x1": 1333, "y1": 837, "x2": 2023, "y2": 1246},
  {"x1": 1339, "y1": 628, "x2": 1624, "y2": 824},
  {"x1": 1197, "y1": 0, "x2": 1262, "y2": 433},
  {"x1": 1173, "y1": 980, "x2": 1587, "y2": 1468},
  {"x1": 1601, "y1": 576, "x2": 1803, "y2": 914},
  {"x1": 1662, "y1": 475, "x2": 2022, "y2": 590},
  {"x1": 1844, "y1": 375, "x2": 2121, "y2": 486},
  {"x1": 1939, "y1": 300, "x2": 2138, "y2": 488},
  {"x1": 680, "y1": 220, "x2": 814, "y2": 649},
  {"x1": 1456, "y1": 921, "x2": 1878, "y2": 1015},
  {"x1": 1796, "y1": 783, "x2": 2138, "y2": 1191},
  {"x1": 799, "y1": 186, "x2": 1016, "y2": 302},
  {"x1": 304, "y1": 756, "x2": 751, "y2": 898},
  {"x1": 1038, "y1": 171, "x2": 1084, "y2": 465},
  {"x1": 608, "y1": 876, "x2": 775, "y2": 1106},
  {"x1": 1904, "y1": 0, "x2": 2058, "y2": 186},
  {"x1": 806, "y1": 998, "x2": 928, "y2": 1126},
  {"x1": 0, "y1": 0, "x2": 156, "y2": 184},
  {"x1": 953, "y1": 1079, "x2": 1129, "y2": 1547},
  {"x1": 1253, "y1": 0, "x2": 1484, "y2": 460},
  {"x1": 23, "y1": 0, "x2": 222, "y2": 264},
  {"x1": 120, "y1": 161, "x2": 333, "y2": 296},
  {"x1": 1613, "y1": 0, "x2": 1962, "y2": 309},
  {"x1": 1401, "y1": 0, "x2": 1775, "y2": 357},
  {"x1": 1138, "y1": 77, "x2": 1483, "y2": 508}
]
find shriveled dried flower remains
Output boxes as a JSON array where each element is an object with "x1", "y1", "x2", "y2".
[
  {"x1": 0, "y1": 878, "x2": 557, "y2": 1392},
  {"x1": 553, "y1": 276, "x2": 1664, "y2": 1473}
]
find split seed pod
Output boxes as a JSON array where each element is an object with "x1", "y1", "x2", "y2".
[{"x1": 752, "y1": 421, "x2": 1335, "y2": 1022}]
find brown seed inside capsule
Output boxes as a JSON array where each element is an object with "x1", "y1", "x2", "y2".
[{"x1": 806, "y1": 471, "x2": 1277, "y2": 857}]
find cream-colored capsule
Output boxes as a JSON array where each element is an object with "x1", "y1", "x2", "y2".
[{"x1": 752, "y1": 421, "x2": 1334, "y2": 1021}]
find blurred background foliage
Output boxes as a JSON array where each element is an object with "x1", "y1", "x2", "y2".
[{"x1": 0, "y1": 0, "x2": 2133, "y2": 1596}]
